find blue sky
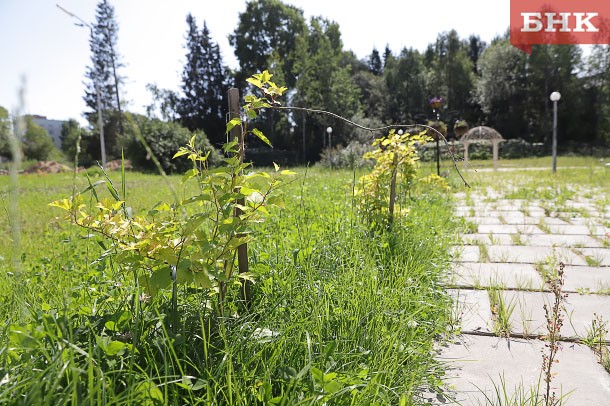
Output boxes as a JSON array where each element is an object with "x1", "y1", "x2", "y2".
[{"x1": 0, "y1": 0, "x2": 509, "y2": 125}]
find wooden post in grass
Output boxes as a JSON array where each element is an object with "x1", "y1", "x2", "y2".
[{"x1": 228, "y1": 88, "x2": 251, "y2": 309}]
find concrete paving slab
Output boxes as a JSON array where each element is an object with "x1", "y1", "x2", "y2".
[
  {"x1": 523, "y1": 209, "x2": 547, "y2": 218},
  {"x1": 478, "y1": 224, "x2": 544, "y2": 234},
  {"x1": 494, "y1": 199, "x2": 528, "y2": 206},
  {"x1": 575, "y1": 248, "x2": 610, "y2": 266},
  {"x1": 451, "y1": 245, "x2": 480, "y2": 262},
  {"x1": 438, "y1": 335, "x2": 610, "y2": 405},
  {"x1": 496, "y1": 212, "x2": 528, "y2": 224},
  {"x1": 486, "y1": 245, "x2": 587, "y2": 266},
  {"x1": 568, "y1": 217, "x2": 595, "y2": 225},
  {"x1": 589, "y1": 226, "x2": 610, "y2": 237},
  {"x1": 546, "y1": 224, "x2": 594, "y2": 235},
  {"x1": 562, "y1": 265, "x2": 610, "y2": 293},
  {"x1": 527, "y1": 234, "x2": 604, "y2": 248},
  {"x1": 565, "y1": 201, "x2": 599, "y2": 211},
  {"x1": 541, "y1": 216, "x2": 570, "y2": 225},
  {"x1": 508, "y1": 216, "x2": 546, "y2": 225},
  {"x1": 462, "y1": 233, "x2": 514, "y2": 246},
  {"x1": 501, "y1": 291, "x2": 610, "y2": 338},
  {"x1": 447, "y1": 289, "x2": 493, "y2": 333},
  {"x1": 450, "y1": 263, "x2": 544, "y2": 290},
  {"x1": 470, "y1": 204, "x2": 495, "y2": 213},
  {"x1": 463, "y1": 216, "x2": 503, "y2": 225}
]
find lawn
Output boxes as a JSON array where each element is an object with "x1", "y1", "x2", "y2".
[{"x1": 0, "y1": 163, "x2": 459, "y2": 405}]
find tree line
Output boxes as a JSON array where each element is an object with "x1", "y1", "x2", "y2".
[{"x1": 2, "y1": 0, "x2": 609, "y2": 168}]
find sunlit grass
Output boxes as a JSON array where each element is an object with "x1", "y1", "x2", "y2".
[{"x1": 0, "y1": 165, "x2": 459, "y2": 404}]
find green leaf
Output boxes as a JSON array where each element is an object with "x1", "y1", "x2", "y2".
[
  {"x1": 134, "y1": 381, "x2": 164, "y2": 404},
  {"x1": 191, "y1": 378, "x2": 206, "y2": 391},
  {"x1": 151, "y1": 201, "x2": 171, "y2": 212},
  {"x1": 223, "y1": 141, "x2": 239, "y2": 153},
  {"x1": 96, "y1": 336, "x2": 127, "y2": 356},
  {"x1": 106, "y1": 181, "x2": 120, "y2": 201},
  {"x1": 260, "y1": 70, "x2": 272, "y2": 83},
  {"x1": 252, "y1": 128, "x2": 272, "y2": 147},
  {"x1": 176, "y1": 269, "x2": 214, "y2": 289},
  {"x1": 104, "y1": 320, "x2": 119, "y2": 332},
  {"x1": 82, "y1": 176, "x2": 104, "y2": 202},
  {"x1": 181, "y1": 168, "x2": 199, "y2": 183},
  {"x1": 226, "y1": 118, "x2": 241, "y2": 133},
  {"x1": 324, "y1": 380, "x2": 342, "y2": 394},
  {"x1": 246, "y1": 77, "x2": 262, "y2": 89},
  {"x1": 139, "y1": 267, "x2": 173, "y2": 297},
  {"x1": 172, "y1": 148, "x2": 190, "y2": 159},
  {"x1": 311, "y1": 367, "x2": 324, "y2": 385}
]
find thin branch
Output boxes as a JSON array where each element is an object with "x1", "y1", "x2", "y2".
[{"x1": 270, "y1": 105, "x2": 471, "y2": 188}]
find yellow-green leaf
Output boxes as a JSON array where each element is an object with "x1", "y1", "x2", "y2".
[
  {"x1": 173, "y1": 148, "x2": 190, "y2": 159},
  {"x1": 49, "y1": 198, "x2": 71, "y2": 211},
  {"x1": 246, "y1": 77, "x2": 262, "y2": 89},
  {"x1": 252, "y1": 128, "x2": 272, "y2": 147},
  {"x1": 226, "y1": 118, "x2": 241, "y2": 133}
]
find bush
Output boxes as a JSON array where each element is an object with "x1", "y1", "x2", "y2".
[
  {"x1": 417, "y1": 138, "x2": 550, "y2": 162},
  {"x1": 60, "y1": 119, "x2": 97, "y2": 166},
  {"x1": 500, "y1": 138, "x2": 544, "y2": 158},
  {"x1": 22, "y1": 117, "x2": 56, "y2": 161},
  {"x1": 124, "y1": 114, "x2": 221, "y2": 173},
  {"x1": 318, "y1": 141, "x2": 374, "y2": 169}
]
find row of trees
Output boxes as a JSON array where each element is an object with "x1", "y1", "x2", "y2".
[
  {"x1": 212, "y1": 0, "x2": 609, "y2": 161},
  {"x1": 7, "y1": 0, "x2": 608, "y2": 169},
  {"x1": 0, "y1": 107, "x2": 57, "y2": 162}
]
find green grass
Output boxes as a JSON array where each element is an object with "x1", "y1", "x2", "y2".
[
  {"x1": 436, "y1": 156, "x2": 610, "y2": 209},
  {"x1": 461, "y1": 155, "x2": 605, "y2": 169},
  {"x1": 0, "y1": 166, "x2": 459, "y2": 404}
]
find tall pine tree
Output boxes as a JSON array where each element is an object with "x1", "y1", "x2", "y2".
[
  {"x1": 83, "y1": 0, "x2": 124, "y2": 159},
  {"x1": 368, "y1": 48, "x2": 382, "y2": 75},
  {"x1": 178, "y1": 14, "x2": 227, "y2": 147}
]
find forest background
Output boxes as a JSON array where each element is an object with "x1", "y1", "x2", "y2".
[{"x1": 2, "y1": 0, "x2": 610, "y2": 168}]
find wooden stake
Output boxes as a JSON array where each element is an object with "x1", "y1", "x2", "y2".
[{"x1": 228, "y1": 88, "x2": 251, "y2": 309}]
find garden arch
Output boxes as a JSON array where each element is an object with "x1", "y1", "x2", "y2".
[{"x1": 460, "y1": 126, "x2": 504, "y2": 169}]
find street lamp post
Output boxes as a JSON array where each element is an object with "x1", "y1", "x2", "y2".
[
  {"x1": 57, "y1": 4, "x2": 107, "y2": 169},
  {"x1": 550, "y1": 91, "x2": 561, "y2": 173},
  {"x1": 326, "y1": 126, "x2": 333, "y2": 168},
  {"x1": 429, "y1": 97, "x2": 443, "y2": 176}
]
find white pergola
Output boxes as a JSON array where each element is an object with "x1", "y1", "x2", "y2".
[{"x1": 461, "y1": 126, "x2": 504, "y2": 169}]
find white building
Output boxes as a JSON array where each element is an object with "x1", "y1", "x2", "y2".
[{"x1": 30, "y1": 115, "x2": 65, "y2": 149}]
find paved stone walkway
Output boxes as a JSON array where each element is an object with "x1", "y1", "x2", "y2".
[{"x1": 436, "y1": 188, "x2": 610, "y2": 405}]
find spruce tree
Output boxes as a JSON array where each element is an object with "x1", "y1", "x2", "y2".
[
  {"x1": 83, "y1": 0, "x2": 124, "y2": 159},
  {"x1": 178, "y1": 15, "x2": 227, "y2": 147},
  {"x1": 369, "y1": 48, "x2": 382, "y2": 75}
]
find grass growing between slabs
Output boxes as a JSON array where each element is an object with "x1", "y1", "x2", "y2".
[
  {"x1": 443, "y1": 157, "x2": 610, "y2": 199},
  {"x1": 0, "y1": 166, "x2": 458, "y2": 404}
]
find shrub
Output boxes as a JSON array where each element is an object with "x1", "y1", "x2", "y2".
[
  {"x1": 22, "y1": 117, "x2": 56, "y2": 161},
  {"x1": 356, "y1": 130, "x2": 430, "y2": 228},
  {"x1": 318, "y1": 141, "x2": 374, "y2": 169},
  {"x1": 124, "y1": 114, "x2": 221, "y2": 173}
]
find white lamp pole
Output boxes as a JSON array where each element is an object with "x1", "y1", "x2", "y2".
[
  {"x1": 326, "y1": 126, "x2": 333, "y2": 168},
  {"x1": 550, "y1": 91, "x2": 561, "y2": 173},
  {"x1": 57, "y1": 4, "x2": 107, "y2": 169}
]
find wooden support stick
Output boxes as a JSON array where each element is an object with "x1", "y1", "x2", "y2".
[{"x1": 228, "y1": 88, "x2": 251, "y2": 309}]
